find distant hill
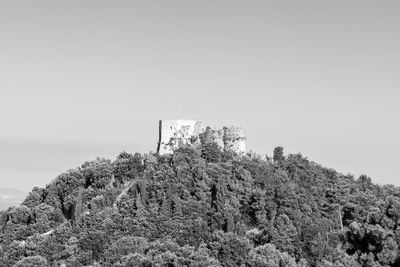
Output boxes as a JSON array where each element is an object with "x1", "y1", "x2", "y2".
[{"x1": 0, "y1": 187, "x2": 27, "y2": 210}]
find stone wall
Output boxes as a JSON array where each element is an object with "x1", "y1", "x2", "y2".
[
  {"x1": 157, "y1": 120, "x2": 246, "y2": 155},
  {"x1": 223, "y1": 126, "x2": 246, "y2": 153},
  {"x1": 157, "y1": 120, "x2": 206, "y2": 154}
]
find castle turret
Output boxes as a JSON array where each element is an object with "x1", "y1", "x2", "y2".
[{"x1": 223, "y1": 126, "x2": 246, "y2": 153}]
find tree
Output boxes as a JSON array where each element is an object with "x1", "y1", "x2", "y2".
[
  {"x1": 104, "y1": 236, "x2": 148, "y2": 265},
  {"x1": 202, "y1": 141, "x2": 222, "y2": 163},
  {"x1": 208, "y1": 231, "x2": 251, "y2": 266},
  {"x1": 74, "y1": 188, "x2": 83, "y2": 224},
  {"x1": 248, "y1": 243, "x2": 298, "y2": 267},
  {"x1": 14, "y1": 255, "x2": 48, "y2": 267},
  {"x1": 22, "y1": 187, "x2": 44, "y2": 209},
  {"x1": 377, "y1": 236, "x2": 398, "y2": 265},
  {"x1": 273, "y1": 147, "x2": 284, "y2": 163},
  {"x1": 270, "y1": 214, "x2": 298, "y2": 256},
  {"x1": 81, "y1": 158, "x2": 113, "y2": 189}
]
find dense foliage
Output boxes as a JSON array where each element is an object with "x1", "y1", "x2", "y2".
[{"x1": 1, "y1": 144, "x2": 399, "y2": 266}]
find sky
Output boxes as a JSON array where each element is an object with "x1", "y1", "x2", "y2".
[{"x1": 0, "y1": 1, "x2": 399, "y2": 191}]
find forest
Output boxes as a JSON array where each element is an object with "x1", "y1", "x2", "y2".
[{"x1": 1, "y1": 141, "x2": 399, "y2": 266}]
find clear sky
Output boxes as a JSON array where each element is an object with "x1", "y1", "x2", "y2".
[{"x1": 0, "y1": 1, "x2": 399, "y2": 191}]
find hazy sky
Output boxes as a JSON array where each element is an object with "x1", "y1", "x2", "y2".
[{"x1": 0, "y1": 1, "x2": 399, "y2": 190}]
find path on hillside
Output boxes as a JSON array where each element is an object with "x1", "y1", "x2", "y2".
[{"x1": 113, "y1": 181, "x2": 134, "y2": 208}]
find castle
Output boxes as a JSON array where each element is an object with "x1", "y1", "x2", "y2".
[{"x1": 157, "y1": 120, "x2": 246, "y2": 155}]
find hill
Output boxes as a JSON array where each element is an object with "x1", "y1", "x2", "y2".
[
  {"x1": 0, "y1": 187, "x2": 26, "y2": 211},
  {"x1": 0, "y1": 145, "x2": 399, "y2": 266}
]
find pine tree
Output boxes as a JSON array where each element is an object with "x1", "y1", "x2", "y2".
[{"x1": 273, "y1": 146, "x2": 284, "y2": 163}]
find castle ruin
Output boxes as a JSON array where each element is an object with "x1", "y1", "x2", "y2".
[{"x1": 157, "y1": 120, "x2": 246, "y2": 155}]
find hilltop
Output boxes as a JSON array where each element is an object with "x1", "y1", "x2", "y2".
[{"x1": 0, "y1": 144, "x2": 399, "y2": 266}]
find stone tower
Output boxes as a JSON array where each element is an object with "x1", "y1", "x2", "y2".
[{"x1": 157, "y1": 120, "x2": 246, "y2": 155}]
